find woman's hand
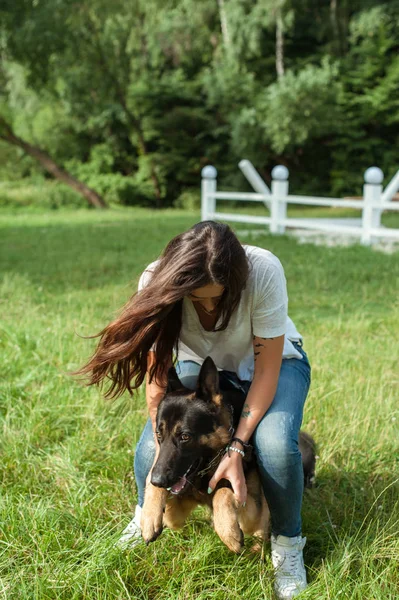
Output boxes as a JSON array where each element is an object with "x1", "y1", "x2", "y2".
[{"x1": 207, "y1": 451, "x2": 247, "y2": 506}]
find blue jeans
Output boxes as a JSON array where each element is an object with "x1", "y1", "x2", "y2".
[{"x1": 134, "y1": 342, "x2": 311, "y2": 537}]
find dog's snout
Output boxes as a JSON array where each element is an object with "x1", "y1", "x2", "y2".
[
  {"x1": 151, "y1": 461, "x2": 177, "y2": 488},
  {"x1": 151, "y1": 469, "x2": 168, "y2": 488}
]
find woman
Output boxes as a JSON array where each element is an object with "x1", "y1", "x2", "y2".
[{"x1": 79, "y1": 221, "x2": 311, "y2": 600}]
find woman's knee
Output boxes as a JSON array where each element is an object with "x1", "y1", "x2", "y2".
[
  {"x1": 134, "y1": 420, "x2": 156, "y2": 478},
  {"x1": 253, "y1": 412, "x2": 301, "y2": 467}
]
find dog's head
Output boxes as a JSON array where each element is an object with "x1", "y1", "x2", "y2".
[{"x1": 150, "y1": 357, "x2": 232, "y2": 494}]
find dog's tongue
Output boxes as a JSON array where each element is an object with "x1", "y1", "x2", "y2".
[{"x1": 170, "y1": 476, "x2": 187, "y2": 494}]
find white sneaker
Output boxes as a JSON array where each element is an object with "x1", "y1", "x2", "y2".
[
  {"x1": 271, "y1": 534, "x2": 307, "y2": 599},
  {"x1": 117, "y1": 505, "x2": 143, "y2": 549}
]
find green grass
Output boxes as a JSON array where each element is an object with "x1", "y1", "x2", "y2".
[{"x1": 0, "y1": 208, "x2": 398, "y2": 599}]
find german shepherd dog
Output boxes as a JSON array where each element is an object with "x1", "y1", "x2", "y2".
[{"x1": 141, "y1": 357, "x2": 316, "y2": 553}]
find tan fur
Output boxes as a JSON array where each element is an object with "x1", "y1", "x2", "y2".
[
  {"x1": 212, "y1": 487, "x2": 244, "y2": 553},
  {"x1": 141, "y1": 483, "x2": 168, "y2": 543},
  {"x1": 238, "y1": 470, "x2": 269, "y2": 537},
  {"x1": 163, "y1": 497, "x2": 198, "y2": 529},
  {"x1": 212, "y1": 393, "x2": 222, "y2": 406},
  {"x1": 199, "y1": 425, "x2": 231, "y2": 449},
  {"x1": 171, "y1": 422, "x2": 183, "y2": 437},
  {"x1": 141, "y1": 458, "x2": 269, "y2": 551}
]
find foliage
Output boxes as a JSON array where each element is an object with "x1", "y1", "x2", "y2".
[
  {"x1": 0, "y1": 0, "x2": 398, "y2": 206},
  {"x1": 174, "y1": 187, "x2": 201, "y2": 210},
  {"x1": 260, "y1": 59, "x2": 341, "y2": 153},
  {"x1": 330, "y1": 1, "x2": 399, "y2": 195},
  {"x1": 0, "y1": 180, "x2": 82, "y2": 210}
]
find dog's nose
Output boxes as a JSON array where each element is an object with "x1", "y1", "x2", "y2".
[{"x1": 151, "y1": 469, "x2": 168, "y2": 488}]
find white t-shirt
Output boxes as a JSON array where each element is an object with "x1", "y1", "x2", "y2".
[{"x1": 138, "y1": 245, "x2": 303, "y2": 381}]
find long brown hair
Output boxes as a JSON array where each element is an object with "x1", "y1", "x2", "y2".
[{"x1": 76, "y1": 221, "x2": 249, "y2": 398}]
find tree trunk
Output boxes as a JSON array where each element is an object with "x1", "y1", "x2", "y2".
[
  {"x1": 217, "y1": 0, "x2": 231, "y2": 52},
  {"x1": 276, "y1": 9, "x2": 285, "y2": 79},
  {"x1": 330, "y1": 0, "x2": 340, "y2": 55},
  {"x1": 0, "y1": 118, "x2": 107, "y2": 208},
  {"x1": 119, "y1": 100, "x2": 163, "y2": 208}
]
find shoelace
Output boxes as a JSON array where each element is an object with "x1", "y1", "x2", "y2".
[{"x1": 272, "y1": 538, "x2": 306, "y2": 577}]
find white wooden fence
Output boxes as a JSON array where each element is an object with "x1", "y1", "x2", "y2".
[{"x1": 201, "y1": 161, "x2": 399, "y2": 246}]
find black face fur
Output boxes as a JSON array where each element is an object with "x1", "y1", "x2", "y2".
[{"x1": 150, "y1": 358, "x2": 230, "y2": 493}]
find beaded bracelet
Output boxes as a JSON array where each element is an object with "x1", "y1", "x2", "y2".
[{"x1": 226, "y1": 445, "x2": 245, "y2": 458}]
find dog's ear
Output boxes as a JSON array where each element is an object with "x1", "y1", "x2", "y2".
[
  {"x1": 167, "y1": 366, "x2": 184, "y2": 393},
  {"x1": 197, "y1": 357, "x2": 220, "y2": 402}
]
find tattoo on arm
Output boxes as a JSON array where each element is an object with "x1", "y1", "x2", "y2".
[
  {"x1": 254, "y1": 341, "x2": 266, "y2": 362},
  {"x1": 242, "y1": 402, "x2": 252, "y2": 418},
  {"x1": 253, "y1": 336, "x2": 274, "y2": 361},
  {"x1": 253, "y1": 336, "x2": 275, "y2": 362}
]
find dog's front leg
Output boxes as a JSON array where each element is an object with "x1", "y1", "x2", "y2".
[
  {"x1": 141, "y1": 483, "x2": 167, "y2": 544},
  {"x1": 212, "y1": 487, "x2": 244, "y2": 553}
]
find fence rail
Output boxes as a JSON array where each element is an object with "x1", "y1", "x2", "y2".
[{"x1": 201, "y1": 163, "x2": 399, "y2": 246}]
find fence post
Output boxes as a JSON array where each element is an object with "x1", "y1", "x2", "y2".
[
  {"x1": 238, "y1": 159, "x2": 271, "y2": 210},
  {"x1": 381, "y1": 169, "x2": 399, "y2": 203},
  {"x1": 361, "y1": 167, "x2": 383, "y2": 245},
  {"x1": 271, "y1": 165, "x2": 289, "y2": 234},
  {"x1": 201, "y1": 166, "x2": 217, "y2": 221}
]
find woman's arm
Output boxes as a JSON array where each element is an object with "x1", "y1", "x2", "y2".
[
  {"x1": 207, "y1": 334, "x2": 284, "y2": 504},
  {"x1": 146, "y1": 351, "x2": 172, "y2": 433},
  {"x1": 145, "y1": 352, "x2": 172, "y2": 483},
  {"x1": 234, "y1": 334, "x2": 284, "y2": 443}
]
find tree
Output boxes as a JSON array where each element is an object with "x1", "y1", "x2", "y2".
[
  {"x1": 1, "y1": 0, "x2": 398, "y2": 203},
  {"x1": 0, "y1": 117, "x2": 107, "y2": 208}
]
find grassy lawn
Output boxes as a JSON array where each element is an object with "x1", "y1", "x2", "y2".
[{"x1": 0, "y1": 208, "x2": 398, "y2": 599}]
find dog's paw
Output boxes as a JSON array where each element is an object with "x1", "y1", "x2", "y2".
[
  {"x1": 250, "y1": 537, "x2": 264, "y2": 553},
  {"x1": 141, "y1": 513, "x2": 164, "y2": 544},
  {"x1": 218, "y1": 525, "x2": 244, "y2": 554}
]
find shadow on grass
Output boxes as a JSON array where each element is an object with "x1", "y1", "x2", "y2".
[{"x1": 302, "y1": 469, "x2": 398, "y2": 570}]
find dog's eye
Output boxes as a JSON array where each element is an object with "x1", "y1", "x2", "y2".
[
  {"x1": 180, "y1": 434, "x2": 191, "y2": 442},
  {"x1": 156, "y1": 431, "x2": 162, "y2": 441}
]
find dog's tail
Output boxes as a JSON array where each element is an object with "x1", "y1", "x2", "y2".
[{"x1": 299, "y1": 431, "x2": 317, "y2": 488}]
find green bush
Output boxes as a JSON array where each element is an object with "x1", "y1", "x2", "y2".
[
  {"x1": 0, "y1": 177, "x2": 158, "y2": 210},
  {"x1": 73, "y1": 173, "x2": 154, "y2": 207},
  {"x1": 0, "y1": 180, "x2": 82, "y2": 210},
  {"x1": 65, "y1": 148, "x2": 156, "y2": 207},
  {"x1": 174, "y1": 188, "x2": 201, "y2": 210}
]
